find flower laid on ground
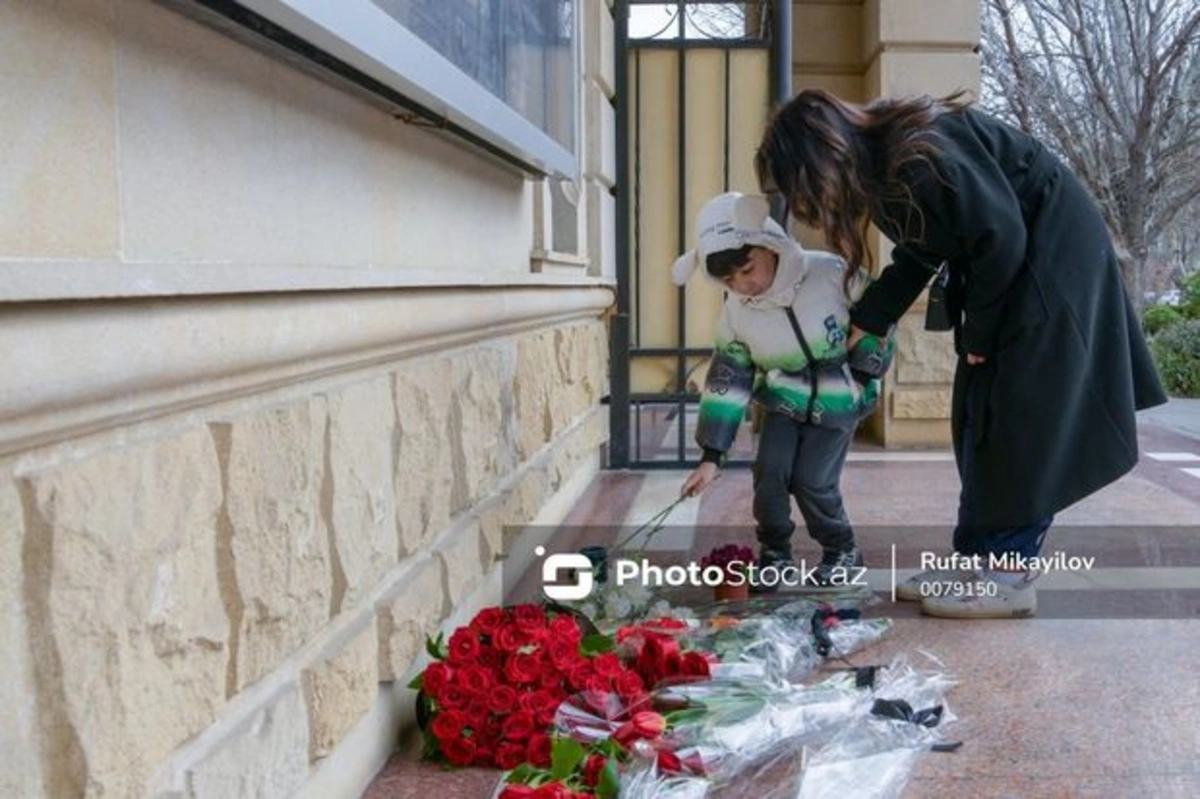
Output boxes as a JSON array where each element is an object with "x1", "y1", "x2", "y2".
[
  {"x1": 615, "y1": 618, "x2": 715, "y2": 690},
  {"x1": 498, "y1": 725, "x2": 665, "y2": 798},
  {"x1": 410, "y1": 603, "x2": 649, "y2": 769},
  {"x1": 699, "y1": 544, "x2": 755, "y2": 580}
]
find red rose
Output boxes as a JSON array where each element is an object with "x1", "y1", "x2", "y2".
[
  {"x1": 499, "y1": 786, "x2": 536, "y2": 799},
  {"x1": 518, "y1": 692, "x2": 543, "y2": 715},
  {"x1": 614, "y1": 669, "x2": 645, "y2": 700},
  {"x1": 568, "y1": 663, "x2": 592, "y2": 691},
  {"x1": 505, "y1": 653, "x2": 540, "y2": 685},
  {"x1": 440, "y1": 734, "x2": 476, "y2": 766},
  {"x1": 458, "y1": 664, "x2": 495, "y2": 695},
  {"x1": 501, "y1": 710, "x2": 536, "y2": 741},
  {"x1": 531, "y1": 784, "x2": 571, "y2": 799},
  {"x1": 489, "y1": 685, "x2": 519, "y2": 714},
  {"x1": 495, "y1": 741, "x2": 527, "y2": 769},
  {"x1": 614, "y1": 711, "x2": 666, "y2": 747},
  {"x1": 494, "y1": 623, "x2": 526, "y2": 652},
  {"x1": 679, "y1": 651, "x2": 711, "y2": 679},
  {"x1": 431, "y1": 710, "x2": 466, "y2": 742},
  {"x1": 549, "y1": 614, "x2": 582, "y2": 644},
  {"x1": 657, "y1": 749, "x2": 683, "y2": 773},
  {"x1": 546, "y1": 637, "x2": 578, "y2": 669},
  {"x1": 470, "y1": 607, "x2": 506, "y2": 637},
  {"x1": 591, "y1": 652, "x2": 623, "y2": 679},
  {"x1": 422, "y1": 662, "x2": 454, "y2": 695},
  {"x1": 584, "y1": 675, "x2": 611, "y2": 696},
  {"x1": 538, "y1": 663, "x2": 564, "y2": 689},
  {"x1": 583, "y1": 753, "x2": 608, "y2": 787},
  {"x1": 464, "y1": 707, "x2": 491, "y2": 735},
  {"x1": 512, "y1": 603, "x2": 546, "y2": 632},
  {"x1": 473, "y1": 745, "x2": 495, "y2": 767},
  {"x1": 476, "y1": 645, "x2": 502, "y2": 671},
  {"x1": 436, "y1": 684, "x2": 470, "y2": 710},
  {"x1": 448, "y1": 628, "x2": 481, "y2": 665},
  {"x1": 526, "y1": 732, "x2": 552, "y2": 767}
]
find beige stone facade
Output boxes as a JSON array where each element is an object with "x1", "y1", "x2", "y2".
[{"x1": 2, "y1": 0, "x2": 614, "y2": 796}]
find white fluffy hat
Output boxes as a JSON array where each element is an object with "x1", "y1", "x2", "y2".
[{"x1": 671, "y1": 192, "x2": 792, "y2": 286}]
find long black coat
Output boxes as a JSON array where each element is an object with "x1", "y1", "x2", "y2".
[{"x1": 852, "y1": 108, "x2": 1167, "y2": 528}]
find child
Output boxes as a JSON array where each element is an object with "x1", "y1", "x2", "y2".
[{"x1": 674, "y1": 192, "x2": 894, "y2": 591}]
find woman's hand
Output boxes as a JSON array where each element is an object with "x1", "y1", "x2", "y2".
[
  {"x1": 681, "y1": 462, "x2": 719, "y2": 497},
  {"x1": 966, "y1": 353, "x2": 987, "y2": 365},
  {"x1": 847, "y1": 325, "x2": 868, "y2": 350}
]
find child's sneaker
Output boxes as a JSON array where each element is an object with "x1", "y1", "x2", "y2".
[
  {"x1": 811, "y1": 546, "x2": 865, "y2": 589},
  {"x1": 919, "y1": 572, "x2": 1038, "y2": 619},
  {"x1": 896, "y1": 568, "x2": 976, "y2": 602},
  {"x1": 749, "y1": 547, "x2": 795, "y2": 594}
]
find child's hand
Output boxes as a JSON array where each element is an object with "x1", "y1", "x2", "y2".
[{"x1": 681, "y1": 462, "x2": 719, "y2": 497}]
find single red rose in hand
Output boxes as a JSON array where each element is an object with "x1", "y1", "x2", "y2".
[
  {"x1": 526, "y1": 732, "x2": 552, "y2": 768},
  {"x1": 501, "y1": 710, "x2": 536, "y2": 741},
  {"x1": 440, "y1": 734, "x2": 477, "y2": 767},
  {"x1": 679, "y1": 651, "x2": 711, "y2": 679},
  {"x1": 583, "y1": 753, "x2": 608, "y2": 787},
  {"x1": 447, "y1": 628, "x2": 481, "y2": 665}
]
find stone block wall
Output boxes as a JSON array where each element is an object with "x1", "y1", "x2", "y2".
[{"x1": 1, "y1": 315, "x2": 609, "y2": 798}]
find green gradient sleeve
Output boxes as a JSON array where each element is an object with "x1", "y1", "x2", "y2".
[
  {"x1": 848, "y1": 328, "x2": 897, "y2": 377},
  {"x1": 696, "y1": 312, "x2": 755, "y2": 454}
]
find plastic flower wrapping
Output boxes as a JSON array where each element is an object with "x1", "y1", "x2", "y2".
[{"x1": 412, "y1": 579, "x2": 960, "y2": 798}]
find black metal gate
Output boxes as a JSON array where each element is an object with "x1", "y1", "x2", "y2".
[{"x1": 609, "y1": 0, "x2": 791, "y2": 468}]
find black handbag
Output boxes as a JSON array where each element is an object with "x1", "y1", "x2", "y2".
[{"x1": 924, "y1": 261, "x2": 953, "y2": 332}]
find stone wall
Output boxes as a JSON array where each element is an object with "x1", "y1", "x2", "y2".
[{"x1": 1, "y1": 314, "x2": 610, "y2": 798}]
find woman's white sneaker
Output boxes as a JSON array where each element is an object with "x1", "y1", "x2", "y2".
[{"x1": 895, "y1": 568, "x2": 975, "y2": 602}]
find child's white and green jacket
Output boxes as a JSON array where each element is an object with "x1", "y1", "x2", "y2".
[{"x1": 671, "y1": 193, "x2": 897, "y2": 462}]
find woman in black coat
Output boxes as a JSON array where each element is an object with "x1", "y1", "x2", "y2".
[{"x1": 755, "y1": 90, "x2": 1166, "y2": 619}]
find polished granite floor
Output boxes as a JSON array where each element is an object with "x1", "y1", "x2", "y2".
[{"x1": 365, "y1": 410, "x2": 1200, "y2": 799}]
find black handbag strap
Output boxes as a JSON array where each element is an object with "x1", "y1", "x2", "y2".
[{"x1": 784, "y1": 307, "x2": 821, "y2": 423}]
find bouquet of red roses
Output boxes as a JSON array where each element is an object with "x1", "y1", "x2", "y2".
[{"x1": 410, "y1": 603, "x2": 650, "y2": 769}]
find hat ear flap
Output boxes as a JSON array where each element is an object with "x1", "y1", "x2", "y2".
[
  {"x1": 672, "y1": 249, "x2": 700, "y2": 286},
  {"x1": 732, "y1": 194, "x2": 772, "y2": 232}
]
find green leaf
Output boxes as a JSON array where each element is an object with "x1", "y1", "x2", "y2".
[
  {"x1": 506, "y1": 763, "x2": 537, "y2": 784},
  {"x1": 597, "y1": 760, "x2": 621, "y2": 798},
  {"x1": 580, "y1": 634, "x2": 615, "y2": 656},
  {"x1": 406, "y1": 673, "x2": 424, "y2": 691},
  {"x1": 425, "y1": 631, "x2": 448, "y2": 660},
  {"x1": 596, "y1": 738, "x2": 624, "y2": 760},
  {"x1": 550, "y1": 737, "x2": 587, "y2": 781}
]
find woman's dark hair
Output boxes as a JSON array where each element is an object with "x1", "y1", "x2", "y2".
[
  {"x1": 705, "y1": 245, "x2": 755, "y2": 279},
  {"x1": 754, "y1": 90, "x2": 970, "y2": 291}
]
